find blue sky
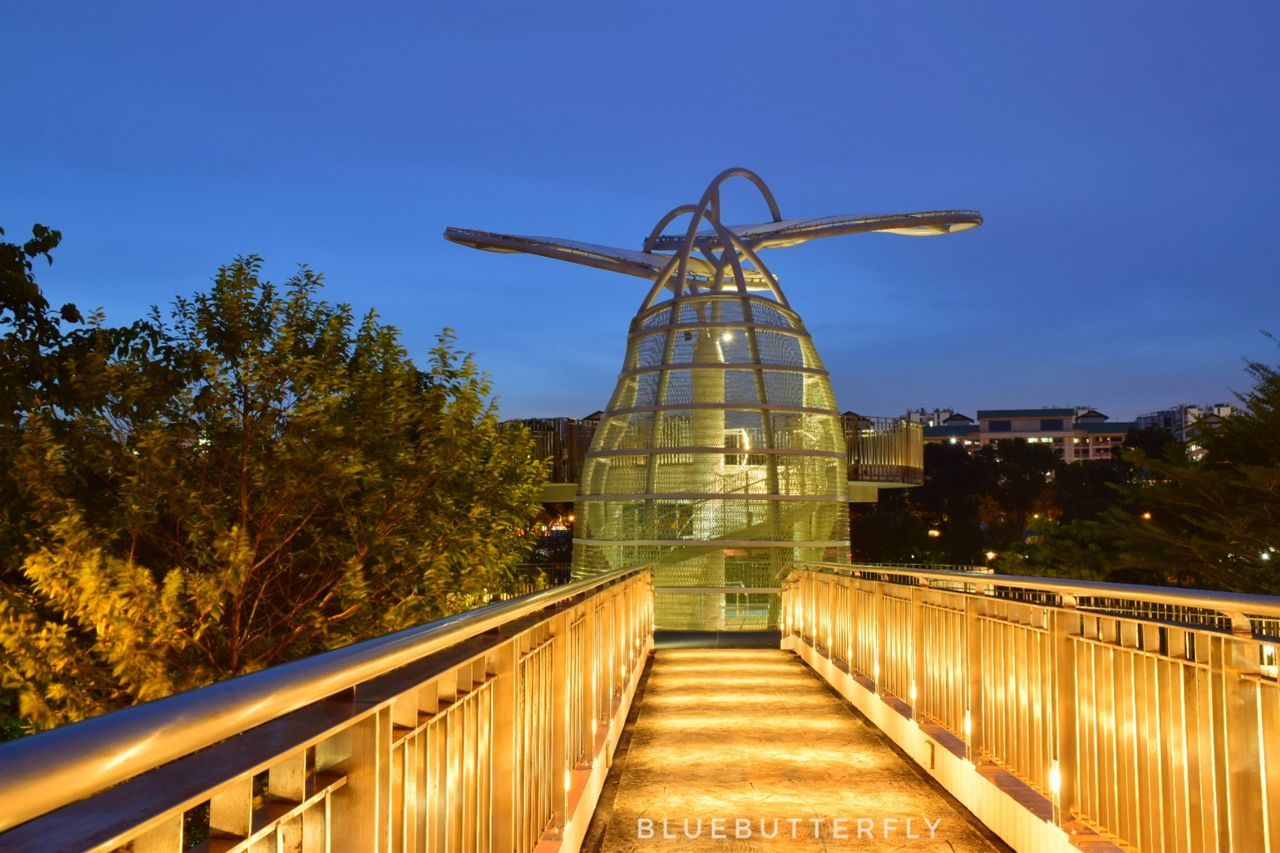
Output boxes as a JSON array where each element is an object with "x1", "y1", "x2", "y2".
[{"x1": 5, "y1": 2, "x2": 1279, "y2": 420}]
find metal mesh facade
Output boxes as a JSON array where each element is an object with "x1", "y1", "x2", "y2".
[{"x1": 573, "y1": 292, "x2": 850, "y2": 630}]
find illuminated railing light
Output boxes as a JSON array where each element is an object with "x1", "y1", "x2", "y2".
[
  {"x1": 1048, "y1": 761, "x2": 1061, "y2": 798},
  {"x1": 963, "y1": 710, "x2": 972, "y2": 738},
  {"x1": 909, "y1": 682, "x2": 918, "y2": 704},
  {"x1": 564, "y1": 768, "x2": 572, "y2": 793}
]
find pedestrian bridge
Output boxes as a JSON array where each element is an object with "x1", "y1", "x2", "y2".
[{"x1": 2, "y1": 565, "x2": 1278, "y2": 852}]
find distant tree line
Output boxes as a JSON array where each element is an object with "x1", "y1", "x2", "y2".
[
  {"x1": 851, "y1": 348, "x2": 1280, "y2": 595},
  {"x1": 0, "y1": 224, "x2": 546, "y2": 734}
]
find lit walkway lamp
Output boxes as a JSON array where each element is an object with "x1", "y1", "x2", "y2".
[{"x1": 446, "y1": 168, "x2": 980, "y2": 630}]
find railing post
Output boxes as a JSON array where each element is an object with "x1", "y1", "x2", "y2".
[
  {"x1": 842, "y1": 575, "x2": 853, "y2": 665},
  {"x1": 550, "y1": 609, "x2": 570, "y2": 834},
  {"x1": 1223, "y1": 631, "x2": 1265, "y2": 851},
  {"x1": 490, "y1": 637, "x2": 518, "y2": 852},
  {"x1": 964, "y1": 594, "x2": 982, "y2": 759},
  {"x1": 911, "y1": 582, "x2": 926, "y2": 718},
  {"x1": 1052, "y1": 598, "x2": 1079, "y2": 826},
  {"x1": 321, "y1": 706, "x2": 388, "y2": 850},
  {"x1": 874, "y1": 582, "x2": 886, "y2": 690},
  {"x1": 583, "y1": 596, "x2": 597, "y2": 764}
]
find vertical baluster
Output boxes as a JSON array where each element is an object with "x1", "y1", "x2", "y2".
[
  {"x1": 964, "y1": 594, "x2": 982, "y2": 760},
  {"x1": 550, "y1": 611, "x2": 569, "y2": 835},
  {"x1": 1052, "y1": 602, "x2": 1078, "y2": 828},
  {"x1": 1224, "y1": 632, "x2": 1265, "y2": 851}
]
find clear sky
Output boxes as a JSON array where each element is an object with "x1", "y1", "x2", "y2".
[{"x1": 6, "y1": 2, "x2": 1279, "y2": 421}]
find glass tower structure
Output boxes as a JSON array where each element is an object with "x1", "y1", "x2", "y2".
[{"x1": 446, "y1": 168, "x2": 980, "y2": 630}]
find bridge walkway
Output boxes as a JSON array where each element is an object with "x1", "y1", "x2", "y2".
[{"x1": 585, "y1": 647, "x2": 1002, "y2": 851}]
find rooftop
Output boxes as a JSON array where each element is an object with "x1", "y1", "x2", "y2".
[{"x1": 976, "y1": 408, "x2": 1075, "y2": 419}]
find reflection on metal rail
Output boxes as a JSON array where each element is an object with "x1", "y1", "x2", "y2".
[
  {"x1": 783, "y1": 563, "x2": 1280, "y2": 852},
  {"x1": 0, "y1": 566, "x2": 654, "y2": 852}
]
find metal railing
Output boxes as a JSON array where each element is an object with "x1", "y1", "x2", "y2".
[
  {"x1": 842, "y1": 415, "x2": 924, "y2": 485},
  {"x1": 783, "y1": 563, "x2": 1280, "y2": 852},
  {"x1": 0, "y1": 566, "x2": 653, "y2": 852}
]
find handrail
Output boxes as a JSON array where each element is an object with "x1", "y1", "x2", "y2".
[
  {"x1": 0, "y1": 565, "x2": 649, "y2": 834},
  {"x1": 852, "y1": 561, "x2": 992, "y2": 573},
  {"x1": 795, "y1": 561, "x2": 1280, "y2": 630},
  {"x1": 783, "y1": 562, "x2": 1280, "y2": 850}
]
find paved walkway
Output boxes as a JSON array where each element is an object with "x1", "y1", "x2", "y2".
[{"x1": 589, "y1": 649, "x2": 1000, "y2": 851}]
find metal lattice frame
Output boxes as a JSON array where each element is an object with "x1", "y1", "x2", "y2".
[{"x1": 445, "y1": 168, "x2": 981, "y2": 630}]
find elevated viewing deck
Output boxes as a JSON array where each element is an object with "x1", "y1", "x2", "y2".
[
  {"x1": 1, "y1": 565, "x2": 1277, "y2": 852},
  {"x1": 843, "y1": 414, "x2": 924, "y2": 490},
  {"x1": 512, "y1": 413, "x2": 925, "y2": 505}
]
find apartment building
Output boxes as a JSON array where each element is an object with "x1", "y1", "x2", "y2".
[
  {"x1": 1136, "y1": 403, "x2": 1238, "y2": 443},
  {"x1": 922, "y1": 407, "x2": 1138, "y2": 463}
]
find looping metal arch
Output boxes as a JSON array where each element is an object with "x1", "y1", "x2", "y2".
[
  {"x1": 700, "y1": 167, "x2": 784, "y2": 224},
  {"x1": 641, "y1": 168, "x2": 788, "y2": 309}
]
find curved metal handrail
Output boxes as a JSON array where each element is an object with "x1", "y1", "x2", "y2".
[
  {"x1": 0, "y1": 565, "x2": 651, "y2": 834},
  {"x1": 789, "y1": 561, "x2": 1280, "y2": 633}
]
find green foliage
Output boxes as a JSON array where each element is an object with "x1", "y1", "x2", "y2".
[
  {"x1": 1002, "y1": 340, "x2": 1280, "y2": 593},
  {"x1": 0, "y1": 254, "x2": 545, "y2": 728},
  {"x1": 985, "y1": 440, "x2": 1058, "y2": 543},
  {"x1": 850, "y1": 426, "x2": 1186, "y2": 580},
  {"x1": 1, "y1": 225, "x2": 168, "y2": 580},
  {"x1": 849, "y1": 491, "x2": 931, "y2": 563},
  {"x1": 911, "y1": 442, "x2": 997, "y2": 564},
  {"x1": 1053, "y1": 459, "x2": 1129, "y2": 523},
  {"x1": 992, "y1": 517, "x2": 1113, "y2": 580},
  {"x1": 1098, "y1": 367, "x2": 1280, "y2": 591}
]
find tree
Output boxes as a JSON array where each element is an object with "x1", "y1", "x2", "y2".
[
  {"x1": 0, "y1": 257, "x2": 546, "y2": 728},
  {"x1": 910, "y1": 442, "x2": 998, "y2": 564},
  {"x1": 1087, "y1": 339, "x2": 1280, "y2": 592},
  {"x1": 986, "y1": 440, "x2": 1059, "y2": 543},
  {"x1": 993, "y1": 517, "x2": 1114, "y2": 581},
  {"x1": 1123, "y1": 426, "x2": 1178, "y2": 461},
  {"x1": 1107, "y1": 451, "x2": 1276, "y2": 589},
  {"x1": 1, "y1": 225, "x2": 166, "y2": 583},
  {"x1": 0, "y1": 223, "x2": 79, "y2": 420},
  {"x1": 849, "y1": 490, "x2": 931, "y2": 563},
  {"x1": 1053, "y1": 458, "x2": 1128, "y2": 523}
]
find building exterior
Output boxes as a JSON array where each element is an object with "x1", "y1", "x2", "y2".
[
  {"x1": 904, "y1": 407, "x2": 963, "y2": 427},
  {"x1": 500, "y1": 413, "x2": 602, "y2": 502},
  {"x1": 449, "y1": 168, "x2": 980, "y2": 629},
  {"x1": 1136, "y1": 403, "x2": 1238, "y2": 444},
  {"x1": 923, "y1": 407, "x2": 1138, "y2": 463}
]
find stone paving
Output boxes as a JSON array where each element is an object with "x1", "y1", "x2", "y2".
[{"x1": 591, "y1": 649, "x2": 1000, "y2": 852}]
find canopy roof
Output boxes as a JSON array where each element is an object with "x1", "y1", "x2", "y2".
[
  {"x1": 648, "y1": 210, "x2": 982, "y2": 251},
  {"x1": 445, "y1": 212, "x2": 982, "y2": 282},
  {"x1": 444, "y1": 227, "x2": 715, "y2": 281},
  {"x1": 445, "y1": 168, "x2": 982, "y2": 304}
]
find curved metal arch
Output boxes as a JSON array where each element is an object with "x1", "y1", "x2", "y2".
[
  {"x1": 699, "y1": 167, "x2": 784, "y2": 225},
  {"x1": 652, "y1": 167, "x2": 786, "y2": 305},
  {"x1": 643, "y1": 204, "x2": 701, "y2": 253}
]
